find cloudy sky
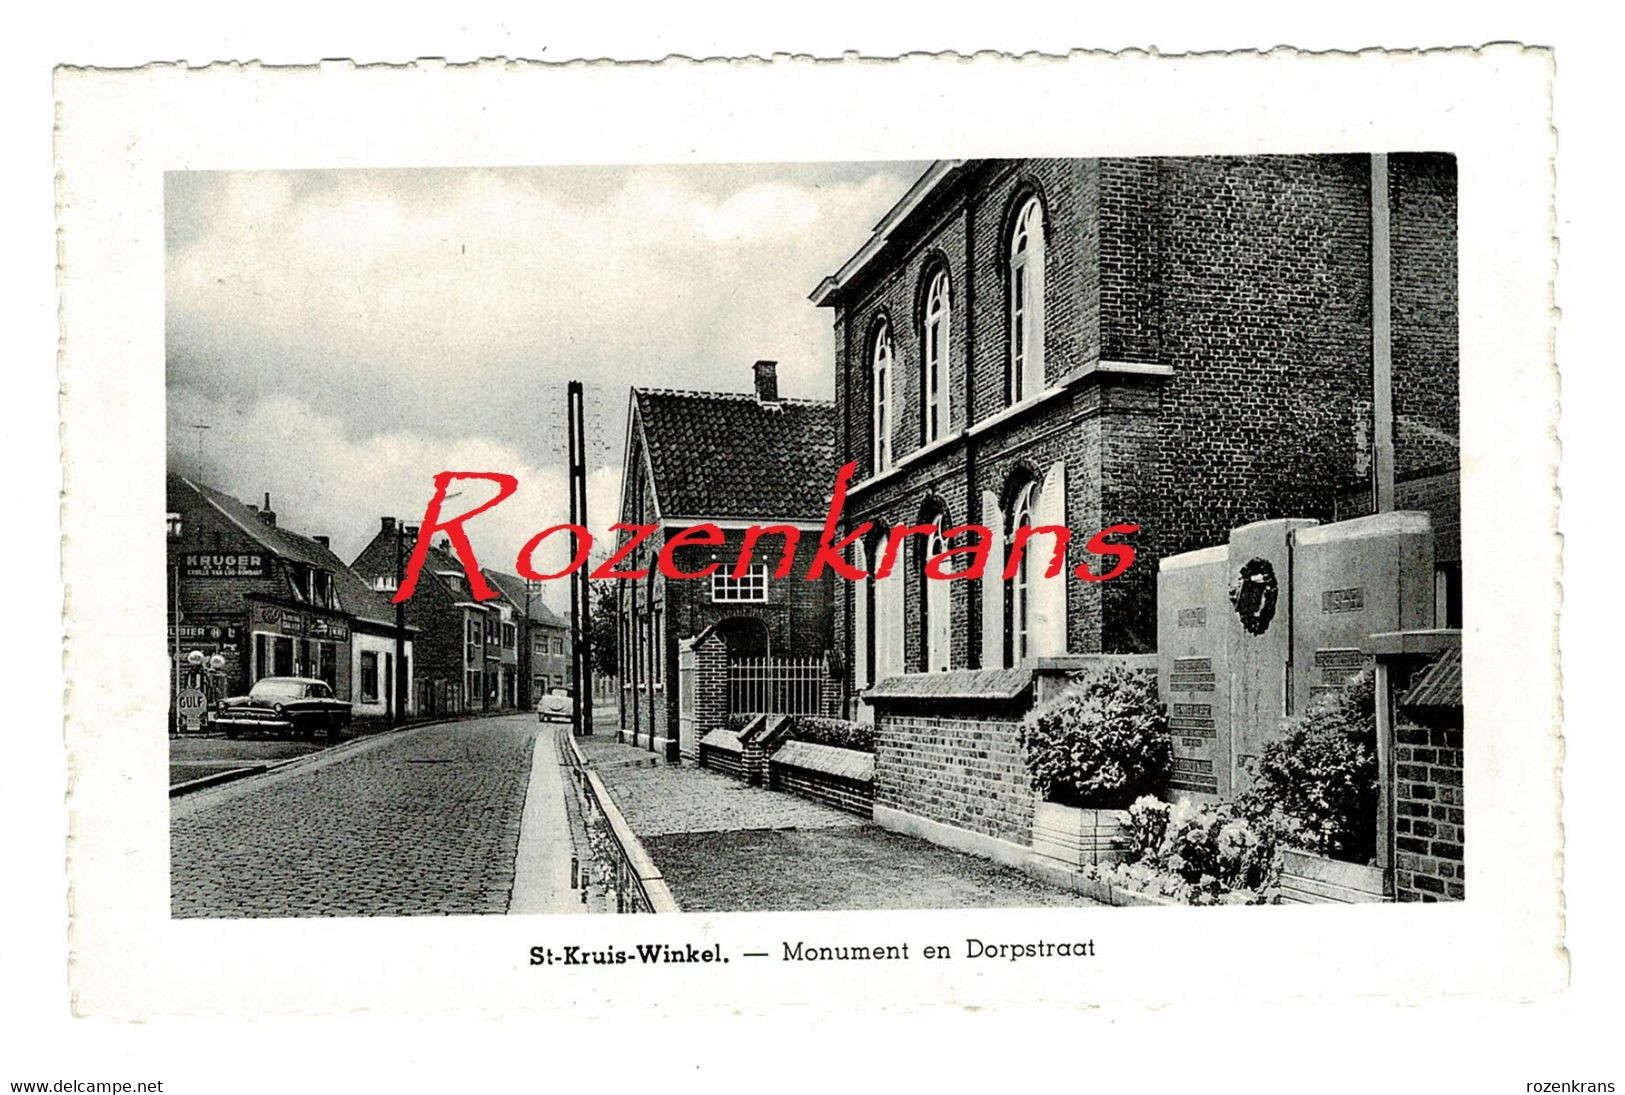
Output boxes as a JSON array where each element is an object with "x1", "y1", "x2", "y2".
[{"x1": 166, "y1": 161, "x2": 925, "y2": 604}]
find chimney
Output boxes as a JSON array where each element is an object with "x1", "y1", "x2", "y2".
[
  {"x1": 313, "y1": 535, "x2": 330, "y2": 549},
  {"x1": 753, "y1": 360, "x2": 779, "y2": 404},
  {"x1": 381, "y1": 516, "x2": 397, "y2": 533},
  {"x1": 259, "y1": 492, "x2": 277, "y2": 528}
]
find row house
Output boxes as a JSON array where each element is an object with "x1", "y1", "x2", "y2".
[
  {"x1": 352, "y1": 522, "x2": 550, "y2": 715},
  {"x1": 614, "y1": 361, "x2": 837, "y2": 758},
  {"x1": 486, "y1": 569, "x2": 572, "y2": 707},
  {"x1": 166, "y1": 474, "x2": 416, "y2": 719},
  {"x1": 811, "y1": 155, "x2": 1459, "y2": 706}
]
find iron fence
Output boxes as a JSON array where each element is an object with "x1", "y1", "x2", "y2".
[{"x1": 728, "y1": 655, "x2": 827, "y2": 716}]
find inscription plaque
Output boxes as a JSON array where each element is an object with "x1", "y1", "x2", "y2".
[
  {"x1": 1158, "y1": 544, "x2": 1232, "y2": 802},
  {"x1": 1320, "y1": 587, "x2": 1366, "y2": 614}
]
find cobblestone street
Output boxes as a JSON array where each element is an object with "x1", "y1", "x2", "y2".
[{"x1": 171, "y1": 714, "x2": 549, "y2": 918}]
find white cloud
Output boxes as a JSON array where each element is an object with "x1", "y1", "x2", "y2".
[{"x1": 167, "y1": 161, "x2": 923, "y2": 601}]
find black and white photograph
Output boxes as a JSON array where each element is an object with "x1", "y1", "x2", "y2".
[
  {"x1": 31, "y1": 32, "x2": 1605, "y2": 1092},
  {"x1": 163, "y1": 153, "x2": 1463, "y2": 917}
]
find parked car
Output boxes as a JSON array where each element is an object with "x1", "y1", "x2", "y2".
[
  {"x1": 537, "y1": 685, "x2": 574, "y2": 724},
  {"x1": 213, "y1": 676, "x2": 352, "y2": 740}
]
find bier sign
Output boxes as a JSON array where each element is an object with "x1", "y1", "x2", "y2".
[{"x1": 183, "y1": 552, "x2": 268, "y2": 579}]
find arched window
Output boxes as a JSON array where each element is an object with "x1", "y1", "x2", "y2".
[
  {"x1": 872, "y1": 324, "x2": 894, "y2": 472},
  {"x1": 909, "y1": 508, "x2": 953, "y2": 674},
  {"x1": 1005, "y1": 480, "x2": 1037, "y2": 666},
  {"x1": 1009, "y1": 196, "x2": 1046, "y2": 404},
  {"x1": 921, "y1": 269, "x2": 951, "y2": 444}
]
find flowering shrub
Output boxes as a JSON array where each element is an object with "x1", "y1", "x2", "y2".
[
  {"x1": 1018, "y1": 665, "x2": 1172, "y2": 808},
  {"x1": 1238, "y1": 671, "x2": 1379, "y2": 863},
  {"x1": 1127, "y1": 796, "x2": 1171, "y2": 862},
  {"x1": 1137, "y1": 797, "x2": 1278, "y2": 892},
  {"x1": 1083, "y1": 859, "x2": 1271, "y2": 906}
]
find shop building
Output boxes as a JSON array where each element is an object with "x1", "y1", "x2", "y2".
[{"x1": 166, "y1": 475, "x2": 413, "y2": 719}]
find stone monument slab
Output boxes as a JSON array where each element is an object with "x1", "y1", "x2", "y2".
[
  {"x1": 1157, "y1": 544, "x2": 1231, "y2": 801},
  {"x1": 1290, "y1": 511, "x2": 1435, "y2": 713},
  {"x1": 1225, "y1": 518, "x2": 1320, "y2": 790}
]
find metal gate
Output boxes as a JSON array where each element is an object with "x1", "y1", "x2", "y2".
[{"x1": 677, "y1": 640, "x2": 697, "y2": 758}]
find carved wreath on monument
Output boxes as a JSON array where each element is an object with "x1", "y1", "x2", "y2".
[{"x1": 1229, "y1": 557, "x2": 1279, "y2": 635}]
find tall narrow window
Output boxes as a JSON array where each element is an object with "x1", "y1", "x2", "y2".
[
  {"x1": 920, "y1": 523, "x2": 952, "y2": 672},
  {"x1": 1009, "y1": 197, "x2": 1047, "y2": 404},
  {"x1": 922, "y1": 270, "x2": 951, "y2": 443},
  {"x1": 872, "y1": 324, "x2": 894, "y2": 471},
  {"x1": 1005, "y1": 481, "x2": 1037, "y2": 666}
]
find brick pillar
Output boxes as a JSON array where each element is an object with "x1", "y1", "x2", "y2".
[{"x1": 692, "y1": 631, "x2": 728, "y2": 763}]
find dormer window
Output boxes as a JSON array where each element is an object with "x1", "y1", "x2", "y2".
[
  {"x1": 1009, "y1": 196, "x2": 1047, "y2": 404},
  {"x1": 872, "y1": 323, "x2": 894, "y2": 472},
  {"x1": 922, "y1": 269, "x2": 951, "y2": 444}
]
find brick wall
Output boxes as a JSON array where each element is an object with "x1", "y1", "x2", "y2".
[
  {"x1": 1389, "y1": 152, "x2": 1459, "y2": 480},
  {"x1": 770, "y1": 764, "x2": 874, "y2": 818},
  {"x1": 1393, "y1": 710, "x2": 1465, "y2": 902},
  {"x1": 873, "y1": 703, "x2": 1035, "y2": 845},
  {"x1": 827, "y1": 155, "x2": 1457, "y2": 665}
]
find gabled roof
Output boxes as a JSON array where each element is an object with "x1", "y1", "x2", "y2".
[
  {"x1": 174, "y1": 474, "x2": 404, "y2": 629},
  {"x1": 484, "y1": 569, "x2": 569, "y2": 630},
  {"x1": 811, "y1": 159, "x2": 962, "y2": 307},
  {"x1": 177, "y1": 474, "x2": 335, "y2": 571},
  {"x1": 632, "y1": 388, "x2": 837, "y2": 522},
  {"x1": 320, "y1": 546, "x2": 404, "y2": 629}
]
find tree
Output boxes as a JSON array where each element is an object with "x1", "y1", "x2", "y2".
[{"x1": 588, "y1": 582, "x2": 619, "y2": 677}]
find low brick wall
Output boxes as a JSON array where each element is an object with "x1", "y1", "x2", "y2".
[
  {"x1": 697, "y1": 728, "x2": 747, "y2": 781},
  {"x1": 1394, "y1": 714, "x2": 1464, "y2": 902},
  {"x1": 874, "y1": 708, "x2": 1034, "y2": 847},
  {"x1": 768, "y1": 740, "x2": 874, "y2": 818}
]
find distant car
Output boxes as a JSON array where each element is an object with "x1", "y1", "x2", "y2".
[
  {"x1": 537, "y1": 685, "x2": 574, "y2": 724},
  {"x1": 213, "y1": 676, "x2": 352, "y2": 740}
]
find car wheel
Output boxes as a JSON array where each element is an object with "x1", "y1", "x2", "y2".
[{"x1": 224, "y1": 727, "x2": 240, "y2": 740}]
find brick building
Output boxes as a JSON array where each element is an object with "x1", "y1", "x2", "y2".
[
  {"x1": 486, "y1": 569, "x2": 572, "y2": 706},
  {"x1": 614, "y1": 361, "x2": 837, "y2": 757},
  {"x1": 166, "y1": 475, "x2": 414, "y2": 720},
  {"x1": 353, "y1": 523, "x2": 499, "y2": 716},
  {"x1": 811, "y1": 155, "x2": 1459, "y2": 709}
]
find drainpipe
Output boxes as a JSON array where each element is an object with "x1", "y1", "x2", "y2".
[{"x1": 1371, "y1": 153, "x2": 1396, "y2": 514}]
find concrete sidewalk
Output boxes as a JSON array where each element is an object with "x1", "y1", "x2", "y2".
[{"x1": 508, "y1": 729, "x2": 589, "y2": 915}]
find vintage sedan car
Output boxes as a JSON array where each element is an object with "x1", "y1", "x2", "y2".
[
  {"x1": 213, "y1": 676, "x2": 352, "y2": 740},
  {"x1": 536, "y1": 685, "x2": 574, "y2": 724}
]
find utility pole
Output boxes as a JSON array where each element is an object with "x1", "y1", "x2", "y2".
[
  {"x1": 190, "y1": 423, "x2": 211, "y2": 479},
  {"x1": 393, "y1": 519, "x2": 408, "y2": 725},
  {"x1": 567, "y1": 380, "x2": 594, "y2": 737}
]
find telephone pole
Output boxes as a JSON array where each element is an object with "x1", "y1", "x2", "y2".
[
  {"x1": 567, "y1": 381, "x2": 593, "y2": 737},
  {"x1": 190, "y1": 423, "x2": 211, "y2": 479}
]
